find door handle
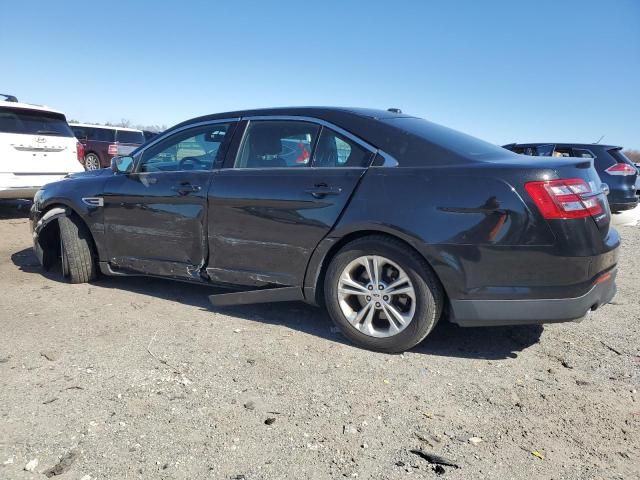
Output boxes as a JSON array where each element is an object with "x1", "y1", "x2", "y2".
[
  {"x1": 305, "y1": 183, "x2": 342, "y2": 198},
  {"x1": 171, "y1": 183, "x2": 202, "y2": 195}
]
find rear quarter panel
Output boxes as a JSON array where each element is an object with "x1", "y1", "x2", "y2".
[{"x1": 309, "y1": 164, "x2": 618, "y2": 302}]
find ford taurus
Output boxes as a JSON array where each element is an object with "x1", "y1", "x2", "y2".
[{"x1": 30, "y1": 107, "x2": 619, "y2": 352}]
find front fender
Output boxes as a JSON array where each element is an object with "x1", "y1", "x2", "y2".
[{"x1": 31, "y1": 174, "x2": 110, "y2": 261}]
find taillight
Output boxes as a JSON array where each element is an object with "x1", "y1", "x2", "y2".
[
  {"x1": 76, "y1": 141, "x2": 85, "y2": 163},
  {"x1": 525, "y1": 178, "x2": 603, "y2": 219},
  {"x1": 108, "y1": 143, "x2": 119, "y2": 156},
  {"x1": 605, "y1": 163, "x2": 636, "y2": 176}
]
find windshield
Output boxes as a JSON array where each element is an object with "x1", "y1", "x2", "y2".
[{"x1": 0, "y1": 107, "x2": 74, "y2": 137}]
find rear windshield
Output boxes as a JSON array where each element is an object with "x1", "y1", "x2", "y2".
[
  {"x1": 387, "y1": 117, "x2": 510, "y2": 159},
  {"x1": 117, "y1": 130, "x2": 145, "y2": 144},
  {"x1": 0, "y1": 107, "x2": 73, "y2": 137}
]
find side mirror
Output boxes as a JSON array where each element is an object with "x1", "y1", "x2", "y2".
[{"x1": 111, "y1": 155, "x2": 134, "y2": 174}]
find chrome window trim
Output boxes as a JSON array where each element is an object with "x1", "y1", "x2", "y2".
[
  {"x1": 131, "y1": 118, "x2": 241, "y2": 174},
  {"x1": 373, "y1": 150, "x2": 399, "y2": 168},
  {"x1": 241, "y1": 115, "x2": 377, "y2": 153},
  {"x1": 232, "y1": 115, "x2": 399, "y2": 170}
]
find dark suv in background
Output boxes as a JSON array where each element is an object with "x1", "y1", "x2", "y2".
[
  {"x1": 70, "y1": 124, "x2": 145, "y2": 170},
  {"x1": 503, "y1": 143, "x2": 639, "y2": 213}
]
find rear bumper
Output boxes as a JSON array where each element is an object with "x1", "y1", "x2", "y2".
[
  {"x1": 0, "y1": 173, "x2": 74, "y2": 199},
  {"x1": 450, "y1": 269, "x2": 617, "y2": 327},
  {"x1": 609, "y1": 198, "x2": 638, "y2": 212},
  {"x1": 0, "y1": 186, "x2": 38, "y2": 199}
]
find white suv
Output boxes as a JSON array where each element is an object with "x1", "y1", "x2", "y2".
[{"x1": 0, "y1": 95, "x2": 83, "y2": 199}]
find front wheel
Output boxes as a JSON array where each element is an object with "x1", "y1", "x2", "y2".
[
  {"x1": 58, "y1": 215, "x2": 97, "y2": 283},
  {"x1": 324, "y1": 236, "x2": 443, "y2": 353}
]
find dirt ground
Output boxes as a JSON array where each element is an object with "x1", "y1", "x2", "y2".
[{"x1": 0, "y1": 200, "x2": 638, "y2": 480}]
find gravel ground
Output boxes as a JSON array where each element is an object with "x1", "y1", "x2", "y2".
[{"x1": 0, "y1": 200, "x2": 638, "y2": 480}]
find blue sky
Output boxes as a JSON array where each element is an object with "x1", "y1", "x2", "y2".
[{"x1": 2, "y1": 0, "x2": 639, "y2": 148}]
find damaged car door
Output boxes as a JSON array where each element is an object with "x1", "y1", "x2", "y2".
[
  {"x1": 206, "y1": 118, "x2": 375, "y2": 288},
  {"x1": 102, "y1": 121, "x2": 237, "y2": 279}
]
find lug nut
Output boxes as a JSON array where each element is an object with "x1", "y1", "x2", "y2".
[
  {"x1": 375, "y1": 302, "x2": 381, "y2": 308},
  {"x1": 366, "y1": 296, "x2": 371, "y2": 301},
  {"x1": 383, "y1": 295, "x2": 389, "y2": 301},
  {"x1": 378, "y1": 285, "x2": 384, "y2": 290},
  {"x1": 368, "y1": 285, "x2": 374, "y2": 290}
]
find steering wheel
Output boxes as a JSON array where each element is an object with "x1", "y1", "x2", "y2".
[{"x1": 178, "y1": 156, "x2": 204, "y2": 170}]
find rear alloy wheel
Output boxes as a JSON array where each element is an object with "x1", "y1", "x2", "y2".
[
  {"x1": 337, "y1": 256, "x2": 416, "y2": 338},
  {"x1": 84, "y1": 153, "x2": 101, "y2": 170},
  {"x1": 324, "y1": 236, "x2": 443, "y2": 353}
]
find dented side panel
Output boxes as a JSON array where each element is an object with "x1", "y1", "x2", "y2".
[
  {"x1": 102, "y1": 171, "x2": 212, "y2": 280},
  {"x1": 205, "y1": 167, "x2": 366, "y2": 287}
]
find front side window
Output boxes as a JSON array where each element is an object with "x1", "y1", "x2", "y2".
[
  {"x1": 235, "y1": 121, "x2": 320, "y2": 168},
  {"x1": 139, "y1": 123, "x2": 233, "y2": 173},
  {"x1": 313, "y1": 128, "x2": 373, "y2": 168}
]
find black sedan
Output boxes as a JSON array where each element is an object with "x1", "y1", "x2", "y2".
[{"x1": 30, "y1": 107, "x2": 619, "y2": 352}]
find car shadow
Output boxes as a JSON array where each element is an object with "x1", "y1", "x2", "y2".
[
  {"x1": 0, "y1": 199, "x2": 32, "y2": 219},
  {"x1": 12, "y1": 246, "x2": 542, "y2": 360}
]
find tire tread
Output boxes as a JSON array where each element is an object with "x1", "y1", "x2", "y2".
[{"x1": 58, "y1": 215, "x2": 97, "y2": 283}]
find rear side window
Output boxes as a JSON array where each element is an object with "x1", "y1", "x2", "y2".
[
  {"x1": 86, "y1": 127, "x2": 116, "y2": 142},
  {"x1": 313, "y1": 128, "x2": 373, "y2": 168},
  {"x1": 116, "y1": 130, "x2": 145, "y2": 144},
  {"x1": 386, "y1": 117, "x2": 509, "y2": 159},
  {"x1": 0, "y1": 107, "x2": 73, "y2": 137},
  {"x1": 609, "y1": 148, "x2": 635, "y2": 166},
  {"x1": 235, "y1": 121, "x2": 320, "y2": 168},
  {"x1": 571, "y1": 148, "x2": 595, "y2": 158}
]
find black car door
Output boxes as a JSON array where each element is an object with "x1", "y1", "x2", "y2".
[
  {"x1": 102, "y1": 121, "x2": 237, "y2": 280},
  {"x1": 206, "y1": 118, "x2": 375, "y2": 287}
]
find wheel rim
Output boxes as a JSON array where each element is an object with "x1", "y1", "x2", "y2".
[
  {"x1": 85, "y1": 155, "x2": 100, "y2": 170},
  {"x1": 337, "y1": 255, "x2": 416, "y2": 338}
]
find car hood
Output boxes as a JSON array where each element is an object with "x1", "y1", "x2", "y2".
[{"x1": 66, "y1": 168, "x2": 113, "y2": 179}]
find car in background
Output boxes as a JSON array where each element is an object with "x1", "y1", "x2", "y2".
[
  {"x1": 503, "y1": 143, "x2": 639, "y2": 213},
  {"x1": 31, "y1": 107, "x2": 619, "y2": 353},
  {"x1": 0, "y1": 94, "x2": 83, "y2": 199},
  {"x1": 70, "y1": 124, "x2": 145, "y2": 170}
]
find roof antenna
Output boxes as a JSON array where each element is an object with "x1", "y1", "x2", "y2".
[
  {"x1": 0, "y1": 94, "x2": 18, "y2": 102},
  {"x1": 387, "y1": 108, "x2": 402, "y2": 114},
  {"x1": 594, "y1": 135, "x2": 605, "y2": 144}
]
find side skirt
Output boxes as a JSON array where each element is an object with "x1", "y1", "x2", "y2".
[{"x1": 209, "y1": 287, "x2": 304, "y2": 307}]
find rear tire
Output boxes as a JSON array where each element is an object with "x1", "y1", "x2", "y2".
[
  {"x1": 324, "y1": 235, "x2": 443, "y2": 353},
  {"x1": 58, "y1": 215, "x2": 97, "y2": 283},
  {"x1": 84, "y1": 153, "x2": 101, "y2": 170}
]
